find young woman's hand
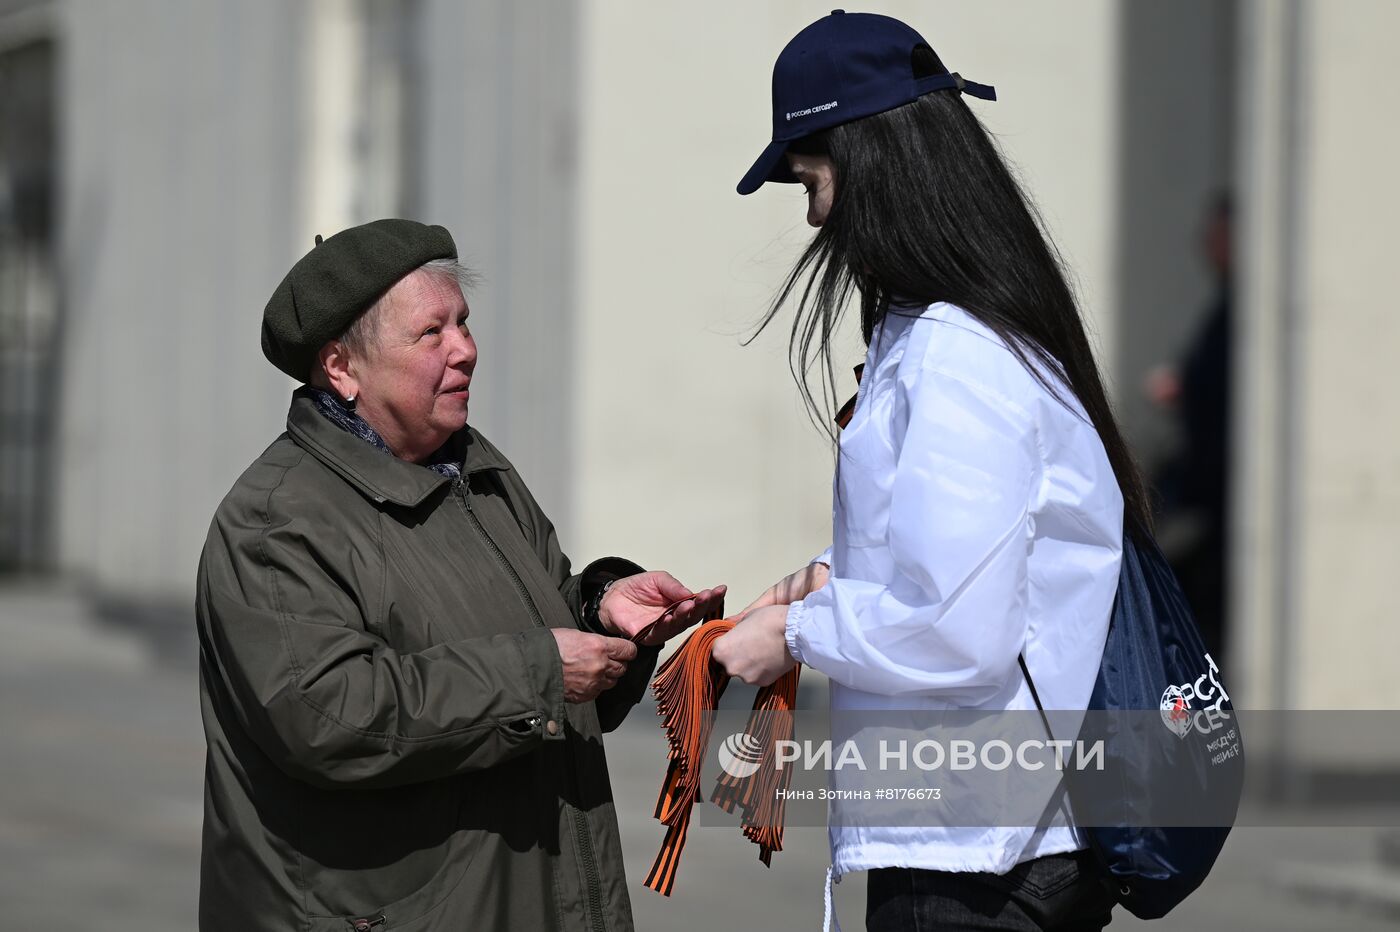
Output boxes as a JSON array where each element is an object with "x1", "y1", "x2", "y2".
[
  {"x1": 738, "y1": 562, "x2": 830, "y2": 618},
  {"x1": 711, "y1": 604, "x2": 798, "y2": 687}
]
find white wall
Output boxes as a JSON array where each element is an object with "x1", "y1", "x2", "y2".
[
  {"x1": 1235, "y1": 0, "x2": 1400, "y2": 715},
  {"x1": 1290, "y1": 0, "x2": 1400, "y2": 710}
]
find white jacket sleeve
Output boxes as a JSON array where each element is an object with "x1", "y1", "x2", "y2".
[{"x1": 785, "y1": 366, "x2": 1040, "y2": 703}]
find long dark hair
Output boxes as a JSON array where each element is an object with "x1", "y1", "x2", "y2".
[{"x1": 750, "y1": 47, "x2": 1152, "y2": 534}]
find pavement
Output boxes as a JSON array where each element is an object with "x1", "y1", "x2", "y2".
[{"x1": 2, "y1": 582, "x2": 1398, "y2": 931}]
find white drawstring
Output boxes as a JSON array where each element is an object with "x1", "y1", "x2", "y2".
[{"x1": 822, "y1": 864, "x2": 843, "y2": 932}]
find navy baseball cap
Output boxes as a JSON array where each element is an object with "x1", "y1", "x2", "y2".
[{"x1": 737, "y1": 9, "x2": 996, "y2": 195}]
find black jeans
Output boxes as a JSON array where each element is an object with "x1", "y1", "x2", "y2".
[{"x1": 865, "y1": 851, "x2": 1115, "y2": 932}]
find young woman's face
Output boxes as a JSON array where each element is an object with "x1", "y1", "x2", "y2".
[{"x1": 786, "y1": 153, "x2": 835, "y2": 228}]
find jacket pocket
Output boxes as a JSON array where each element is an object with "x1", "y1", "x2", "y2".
[
  {"x1": 300, "y1": 780, "x2": 487, "y2": 931},
  {"x1": 305, "y1": 825, "x2": 485, "y2": 932}
]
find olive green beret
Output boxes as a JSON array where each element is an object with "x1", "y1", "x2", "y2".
[{"x1": 261, "y1": 218, "x2": 457, "y2": 380}]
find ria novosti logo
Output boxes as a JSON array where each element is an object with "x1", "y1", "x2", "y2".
[
  {"x1": 717, "y1": 732, "x2": 765, "y2": 779},
  {"x1": 718, "y1": 731, "x2": 1107, "y2": 774},
  {"x1": 1160, "y1": 653, "x2": 1231, "y2": 739}
]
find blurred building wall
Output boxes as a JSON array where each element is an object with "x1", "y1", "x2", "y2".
[
  {"x1": 56, "y1": 0, "x2": 306, "y2": 605},
  {"x1": 1114, "y1": 0, "x2": 1237, "y2": 465},
  {"x1": 15, "y1": 0, "x2": 1398, "y2": 717},
  {"x1": 409, "y1": 0, "x2": 579, "y2": 528},
  {"x1": 1235, "y1": 0, "x2": 1400, "y2": 718},
  {"x1": 51, "y1": 0, "x2": 581, "y2": 606},
  {"x1": 0, "y1": 7, "x2": 58, "y2": 573}
]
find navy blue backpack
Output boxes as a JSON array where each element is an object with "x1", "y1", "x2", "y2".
[{"x1": 1020, "y1": 529, "x2": 1246, "y2": 920}]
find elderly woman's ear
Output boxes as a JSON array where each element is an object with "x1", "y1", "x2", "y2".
[{"x1": 316, "y1": 340, "x2": 359, "y2": 404}]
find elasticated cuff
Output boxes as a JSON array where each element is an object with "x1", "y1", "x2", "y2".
[
  {"x1": 574, "y1": 556, "x2": 645, "y2": 634},
  {"x1": 784, "y1": 601, "x2": 809, "y2": 667}
]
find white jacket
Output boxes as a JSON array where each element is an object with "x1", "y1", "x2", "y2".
[{"x1": 786, "y1": 301, "x2": 1124, "y2": 879}]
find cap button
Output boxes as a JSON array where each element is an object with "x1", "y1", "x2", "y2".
[{"x1": 831, "y1": 9, "x2": 845, "y2": 14}]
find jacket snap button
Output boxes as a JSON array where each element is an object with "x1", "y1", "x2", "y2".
[{"x1": 546, "y1": 720, "x2": 560, "y2": 736}]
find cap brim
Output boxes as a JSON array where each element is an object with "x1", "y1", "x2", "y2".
[{"x1": 736, "y1": 139, "x2": 794, "y2": 195}]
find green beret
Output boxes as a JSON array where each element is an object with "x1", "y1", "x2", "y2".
[{"x1": 261, "y1": 218, "x2": 457, "y2": 380}]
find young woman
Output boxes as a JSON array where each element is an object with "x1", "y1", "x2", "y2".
[{"x1": 710, "y1": 12, "x2": 1144, "y2": 932}]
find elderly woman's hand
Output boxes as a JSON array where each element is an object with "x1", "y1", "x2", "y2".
[
  {"x1": 551, "y1": 629, "x2": 638, "y2": 703},
  {"x1": 598, "y1": 571, "x2": 727, "y2": 647},
  {"x1": 711, "y1": 604, "x2": 798, "y2": 687}
]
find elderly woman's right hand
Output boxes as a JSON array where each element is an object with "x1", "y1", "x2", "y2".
[{"x1": 551, "y1": 629, "x2": 639, "y2": 703}]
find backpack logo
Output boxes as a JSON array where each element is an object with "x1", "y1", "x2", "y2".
[
  {"x1": 1160, "y1": 653, "x2": 1231, "y2": 739},
  {"x1": 1160, "y1": 685, "x2": 1194, "y2": 738}
]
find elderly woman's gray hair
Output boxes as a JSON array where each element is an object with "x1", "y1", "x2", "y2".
[{"x1": 336, "y1": 258, "x2": 481, "y2": 359}]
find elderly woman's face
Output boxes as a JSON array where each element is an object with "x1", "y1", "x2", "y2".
[{"x1": 349, "y1": 270, "x2": 476, "y2": 462}]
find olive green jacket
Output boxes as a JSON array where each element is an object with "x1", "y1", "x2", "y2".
[{"x1": 196, "y1": 390, "x2": 657, "y2": 931}]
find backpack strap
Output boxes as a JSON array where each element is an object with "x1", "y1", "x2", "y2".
[
  {"x1": 1019, "y1": 652, "x2": 1083, "y2": 838},
  {"x1": 1018, "y1": 652, "x2": 1058, "y2": 744}
]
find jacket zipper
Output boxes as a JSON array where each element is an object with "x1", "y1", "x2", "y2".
[
  {"x1": 348, "y1": 913, "x2": 385, "y2": 931},
  {"x1": 455, "y1": 475, "x2": 545, "y2": 630},
  {"x1": 577, "y1": 821, "x2": 606, "y2": 932},
  {"x1": 453, "y1": 476, "x2": 607, "y2": 932}
]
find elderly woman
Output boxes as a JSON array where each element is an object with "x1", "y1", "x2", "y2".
[{"x1": 196, "y1": 219, "x2": 722, "y2": 932}]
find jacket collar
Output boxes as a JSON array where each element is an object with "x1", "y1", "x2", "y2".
[{"x1": 286, "y1": 389, "x2": 509, "y2": 507}]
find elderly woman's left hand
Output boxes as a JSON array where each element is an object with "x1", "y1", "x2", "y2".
[{"x1": 598, "y1": 571, "x2": 727, "y2": 647}]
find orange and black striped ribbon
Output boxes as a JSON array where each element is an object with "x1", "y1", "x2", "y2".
[
  {"x1": 643, "y1": 618, "x2": 801, "y2": 896},
  {"x1": 833, "y1": 363, "x2": 865, "y2": 430}
]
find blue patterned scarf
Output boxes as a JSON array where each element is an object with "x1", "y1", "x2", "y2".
[{"x1": 307, "y1": 387, "x2": 462, "y2": 480}]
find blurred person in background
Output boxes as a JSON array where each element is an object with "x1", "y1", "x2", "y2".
[
  {"x1": 711, "y1": 12, "x2": 1139, "y2": 931},
  {"x1": 1143, "y1": 194, "x2": 1234, "y2": 657},
  {"x1": 196, "y1": 219, "x2": 723, "y2": 931}
]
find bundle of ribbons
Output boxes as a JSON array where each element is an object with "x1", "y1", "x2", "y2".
[{"x1": 643, "y1": 616, "x2": 802, "y2": 896}]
